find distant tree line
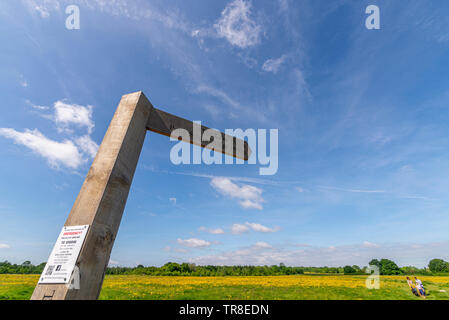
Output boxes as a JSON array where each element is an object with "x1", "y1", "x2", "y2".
[
  {"x1": 1, "y1": 258, "x2": 448, "y2": 276},
  {"x1": 0, "y1": 261, "x2": 45, "y2": 274},
  {"x1": 106, "y1": 263, "x2": 305, "y2": 276},
  {"x1": 342, "y1": 258, "x2": 449, "y2": 275}
]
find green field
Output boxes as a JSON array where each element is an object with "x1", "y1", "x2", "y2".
[{"x1": 1, "y1": 274, "x2": 449, "y2": 300}]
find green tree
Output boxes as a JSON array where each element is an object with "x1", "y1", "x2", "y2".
[
  {"x1": 162, "y1": 262, "x2": 182, "y2": 273},
  {"x1": 428, "y1": 259, "x2": 449, "y2": 272},
  {"x1": 343, "y1": 265, "x2": 356, "y2": 274},
  {"x1": 368, "y1": 258, "x2": 401, "y2": 275},
  {"x1": 352, "y1": 265, "x2": 361, "y2": 273},
  {"x1": 368, "y1": 259, "x2": 381, "y2": 269},
  {"x1": 379, "y1": 259, "x2": 401, "y2": 275}
]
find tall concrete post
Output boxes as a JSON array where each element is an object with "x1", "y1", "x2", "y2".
[{"x1": 31, "y1": 91, "x2": 151, "y2": 300}]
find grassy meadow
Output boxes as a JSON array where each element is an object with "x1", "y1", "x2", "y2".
[{"x1": 1, "y1": 274, "x2": 449, "y2": 300}]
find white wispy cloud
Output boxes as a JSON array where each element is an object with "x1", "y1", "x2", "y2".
[
  {"x1": 231, "y1": 223, "x2": 250, "y2": 235},
  {"x1": 195, "y1": 85, "x2": 242, "y2": 110},
  {"x1": 231, "y1": 222, "x2": 279, "y2": 234},
  {"x1": 295, "y1": 243, "x2": 312, "y2": 248},
  {"x1": 169, "y1": 247, "x2": 189, "y2": 253},
  {"x1": 0, "y1": 243, "x2": 10, "y2": 249},
  {"x1": 214, "y1": 0, "x2": 262, "y2": 48},
  {"x1": 254, "y1": 241, "x2": 272, "y2": 249},
  {"x1": 293, "y1": 68, "x2": 312, "y2": 100},
  {"x1": 54, "y1": 100, "x2": 94, "y2": 134},
  {"x1": 1, "y1": 99, "x2": 98, "y2": 169},
  {"x1": 278, "y1": 0, "x2": 289, "y2": 12},
  {"x1": 240, "y1": 199, "x2": 263, "y2": 209},
  {"x1": 149, "y1": 170, "x2": 301, "y2": 187},
  {"x1": 190, "y1": 241, "x2": 449, "y2": 267},
  {"x1": 363, "y1": 241, "x2": 380, "y2": 248},
  {"x1": 194, "y1": 84, "x2": 268, "y2": 123},
  {"x1": 191, "y1": 242, "x2": 276, "y2": 265},
  {"x1": 211, "y1": 177, "x2": 264, "y2": 210},
  {"x1": 108, "y1": 259, "x2": 119, "y2": 266},
  {"x1": 0, "y1": 128, "x2": 85, "y2": 169},
  {"x1": 26, "y1": 100, "x2": 49, "y2": 111},
  {"x1": 262, "y1": 55, "x2": 287, "y2": 73},
  {"x1": 398, "y1": 194, "x2": 436, "y2": 201},
  {"x1": 150, "y1": 170, "x2": 428, "y2": 203},
  {"x1": 20, "y1": 79, "x2": 29, "y2": 88},
  {"x1": 199, "y1": 227, "x2": 225, "y2": 235},
  {"x1": 319, "y1": 186, "x2": 385, "y2": 194},
  {"x1": 22, "y1": 0, "x2": 60, "y2": 18},
  {"x1": 177, "y1": 238, "x2": 211, "y2": 248},
  {"x1": 245, "y1": 222, "x2": 280, "y2": 233},
  {"x1": 22, "y1": 0, "x2": 190, "y2": 32},
  {"x1": 74, "y1": 135, "x2": 99, "y2": 159},
  {"x1": 202, "y1": 222, "x2": 279, "y2": 235}
]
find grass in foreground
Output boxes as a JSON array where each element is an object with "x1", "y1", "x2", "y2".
[{"x1": 1, "y1": 274, "x2": 449, "y2": 300}]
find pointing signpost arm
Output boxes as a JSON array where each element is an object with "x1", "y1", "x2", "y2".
[{"x1": 31, "y1": 91, "x2": 250, "y2": 300}]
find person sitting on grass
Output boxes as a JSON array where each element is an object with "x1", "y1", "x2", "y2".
[
  {"x1": 414, "y1": 277, "x2": 423, "y2": 288},
  {"x1": 415, "y1": 277, "x2": 426, "y2": 298},
  {"x1": 406, "y1": 277, "x2": 419, "y2": 297}
]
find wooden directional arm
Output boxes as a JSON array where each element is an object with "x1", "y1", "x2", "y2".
[{"x1": 147, "y1": 107, "x2": 251, "y2": 160}]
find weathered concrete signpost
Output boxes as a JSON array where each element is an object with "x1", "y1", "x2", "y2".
[{"x1": 31, "y1": 91, "x2": 250, "y2": 300}]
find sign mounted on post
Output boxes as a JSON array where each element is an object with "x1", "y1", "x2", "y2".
[{"x1": 38, "y1": 225, "x2": 89, "y2": 284}]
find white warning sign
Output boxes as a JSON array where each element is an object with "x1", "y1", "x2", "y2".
[{"x1": 38, "y1": 225, "x2": 89, "y2": 284}]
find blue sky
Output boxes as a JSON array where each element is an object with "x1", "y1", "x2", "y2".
[{"x1": 1, "y1": 0, "x2": 449, "y2": 268}]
